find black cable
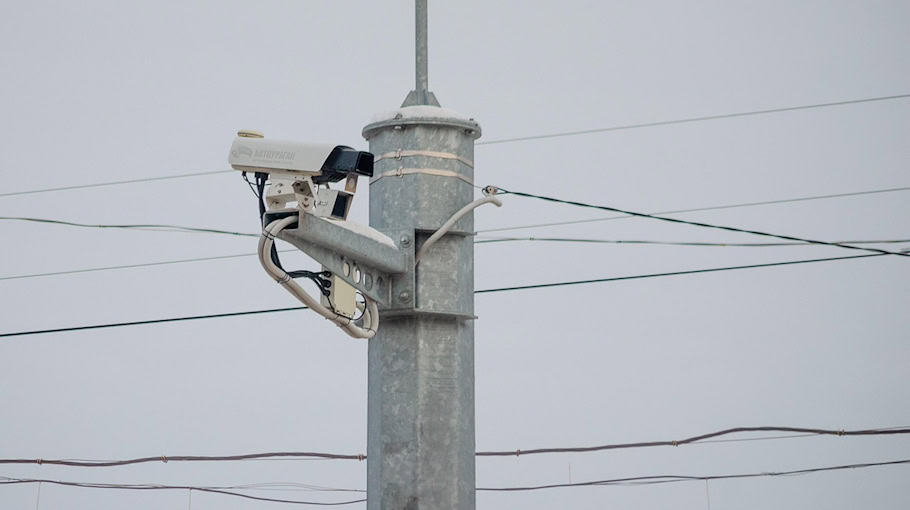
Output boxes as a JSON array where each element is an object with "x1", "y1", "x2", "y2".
[
  {"x1": 476, "y1": 458, "x2": 910, "y2": 492},
  {"x1": 0, "y1": 216, "x2": 257, "y2": 238},
  {"x1": 0, "y1": 249, "x2": 297, "y2": 282},
  {"x1": 0, "y1": 252, "x2": 887, "y2": 338},
  {"x1": 475, "y1": 185, "x2": 910, "y2": 234},
  {"x1": 4, "y1": 426, "x2": 906, "y2": 467},
  {"x1": 0, "y1": 306, "x2": 307, "y2": 338},
  {"x1": 476, "y1": 93, "x2": 910, "y2": 145},
  {"x1": 248, "y1": 173, "x2": 334, "y2": 295},
  {"x1": 0, "y1": 478, "x2": 364, "y2": 506},
  {"x1": 1, "y1": 236, "x2": 907, "y2": 283},
  {"x1": 475, "y1": 426, "x2": 910, "y2": 457},
  {"x1": 0, "y1": 95, "x2": 905, "y2": 198},
  {"x1": 474, "y1": 236, "x2": 910, "y2": 248},
  {"x1": 497, "y1": 188, "x2": 910, "y2": 258},
  {"x1": 0, "y1": 170, "x2": 232, "y2": 198},
  {"x1": 474, "y1": 253, "x2": 885, "y2": 294}
]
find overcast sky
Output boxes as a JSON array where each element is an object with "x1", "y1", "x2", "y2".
[{"x1": 1, "y1": 1, "x2": 908, "y2": 509}]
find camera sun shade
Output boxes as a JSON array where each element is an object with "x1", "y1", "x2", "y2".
[
  {"x1": 228, "y1": 135, "x2": 373, "y2": 181},
  {"x1": 313, "y1": 146, "x2": 374, "y2": 184}
]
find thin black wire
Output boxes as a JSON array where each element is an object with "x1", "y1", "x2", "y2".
[
  {"x1": 0, "y1": 306, "x2": 308, "y2": 338},
  {"x1": 3, "y1": 426, "x2": 907, "y2": 467},
  {"x1": 0, "y1": 95, "x2": 905, "y2": 198},
  {"x1": 0, "y1": 249, "x2": 297, "y2": 282},
  {"x1": 475, "y1": 185, "x2": 910, "y2": 234},
  {"x1": 476, "y1": 93, "x2": 910, "y2": 145},
  {"x1": 3, "y1": 238, "x2": 907, "y2": 283},
  {"x1": 2, "y1": 184, "x2": 907, "y2": 282},
  {"x1": 475, "y1": 236, "x2": 910, "y2": 248},
  {"x1": 0, "y1": 216, "x2": 257, "y2": 238},
  {"x1": 0, "y1": 170, "x2": 233, "y2": 198},
  {"x1": 497, "y1": 188, "x2": 910, "y2": 257},
  {"x1": 475, "y1": 426, "x2": 910, "y2": 457},
  {"x1": 473, "y1": 253, "x2": 885, "y2": 294},
  {"x1": 0, "y1": 478, "x2": 364, "y2": 506},
  {"x1": 476, "y1": 458, "x2": 910, "y2": 492},
  {"x1": 0, "y1": 253, "x2": 887, "y2": 338}
]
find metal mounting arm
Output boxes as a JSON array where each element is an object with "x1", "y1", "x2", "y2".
[{"x1": 278, "y1": 212, "x2": 408, "y2": 306}]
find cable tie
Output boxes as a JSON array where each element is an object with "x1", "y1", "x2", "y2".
[
  {"x1": 357, "y1": 454, "x2": 365, "y2": 461},
  {"x1": 161, "y1": 456, "x2": 168, "y2": 463},
  {"x1": 395, "y1": 149, "x2": 402, "y2": 159},
  {"x1": 516, "y1": 449, "x2": 521, "y2": 457},
  {"x1": 36, "y1": 458, "x2": 42, "y2": 465},
  {"x1": 672, "y1": 440, "x2": 679, "y2": 447},
  {"x1": 396, "y1": 167, "x2": 403, "y2": 178}
]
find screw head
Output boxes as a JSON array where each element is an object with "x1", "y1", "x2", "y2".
[
  {"x1": 400, "y1": 235, "x2": 411, "y2": 247},
  {"x1": 398, "y1": 291, "x2": 411, "y2": 302}
]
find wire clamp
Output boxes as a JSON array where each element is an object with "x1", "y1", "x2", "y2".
[{"x1": 161, "y1": 456, "x2": 168, "y2": 463}]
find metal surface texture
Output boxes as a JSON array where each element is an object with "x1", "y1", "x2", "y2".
[
  {"x1": 364, "y1": 99, "x2": 481, "y2": 510},
  {"x1": 401, "y1": 0, "x2": 440, "y2": 107},
  {"x1": 279, "y1": 212, "x2": 407, "y2": 305}
]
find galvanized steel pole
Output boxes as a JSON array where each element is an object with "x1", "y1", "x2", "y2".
[{"x1": 363, "y1": 1, "x2": 480, "y2": 508}]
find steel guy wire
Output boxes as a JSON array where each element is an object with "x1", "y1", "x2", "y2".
[
  {"x1": 474, "y1": 185, "x2": 910, "y2": 234},
  {"x1": 495, "y1": 188, "x2": 910, "y2": 257}
]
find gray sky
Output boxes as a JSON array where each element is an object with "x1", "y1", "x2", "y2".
[{"x1": 1, "y1": 1, "x2": 908, "y2": 508}]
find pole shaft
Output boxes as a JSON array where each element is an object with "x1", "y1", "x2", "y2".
[{"x1": 364, "y1": 112, "x2": 481, "y2": 510}]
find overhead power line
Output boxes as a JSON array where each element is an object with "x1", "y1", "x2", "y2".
[
  {"x1": 475, "y1": 236, "x2": 910, "y2": 248},
  {"x1": 0, "y1": 170, "x2": 231, "y2": 199},
  {"x1": 472, "y1": 253, "x2": 885, "y2": 294},
  {"x1": 2, "y1": 184, "x2": 908, "y2": 282},
  {"x1": 3, "y1": 459, "x2": 910, "y2": 504},
  {"x1": 0, "y1": 477, "x2": 364, "y2": 506},
  {"x1": 476, "y1": 93, "x2": 910, "y2": 145},
  {"x1": 0, "y1": 252, "x2": 886, "y2": 338},
  {"x1": 0, "y1": 216, "x2": 257, "y2": 238},
  {"x1": 497, "y1": 188, "x2": 910, "y2": 257},
  {"x1": 1, "y1": 451, "x2": 363, "y2": 467},
  {"x1": 1, "y1": 233, "x2": 905, "y2": 283},
  {"x1": 1, "y1": 94, "x2": 906, "y2": 199},
  {"x1": 4, "y1": 426, "x2": 906, "y2": 468},
  {"x1": 475, "y1": 185, "x2": 910, "y2": 233},
  {"x1": 476, "y1": 458, "x2": 910, "y2": 492},
  {"x1": 474, "y1": 426, "x2": 910, "y2": 457},
  {"x1": 0, "y1": 249, "x2": 296, "y2": 282}
]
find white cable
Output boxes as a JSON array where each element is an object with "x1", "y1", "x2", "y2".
[
  {"x1": 258, "y1": 215, "x2": 378, "y2": 339},
  {"x1": 415, "y1": 193, "x2": 503, "y2": 265}
]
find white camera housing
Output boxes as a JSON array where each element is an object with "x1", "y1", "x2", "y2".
[
  {"x1": 229, "y1": 137, "x2": 337, "y2": 178},
  {"x1": 228, "y1": 132, "x2": 373, "y2": 183}
]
